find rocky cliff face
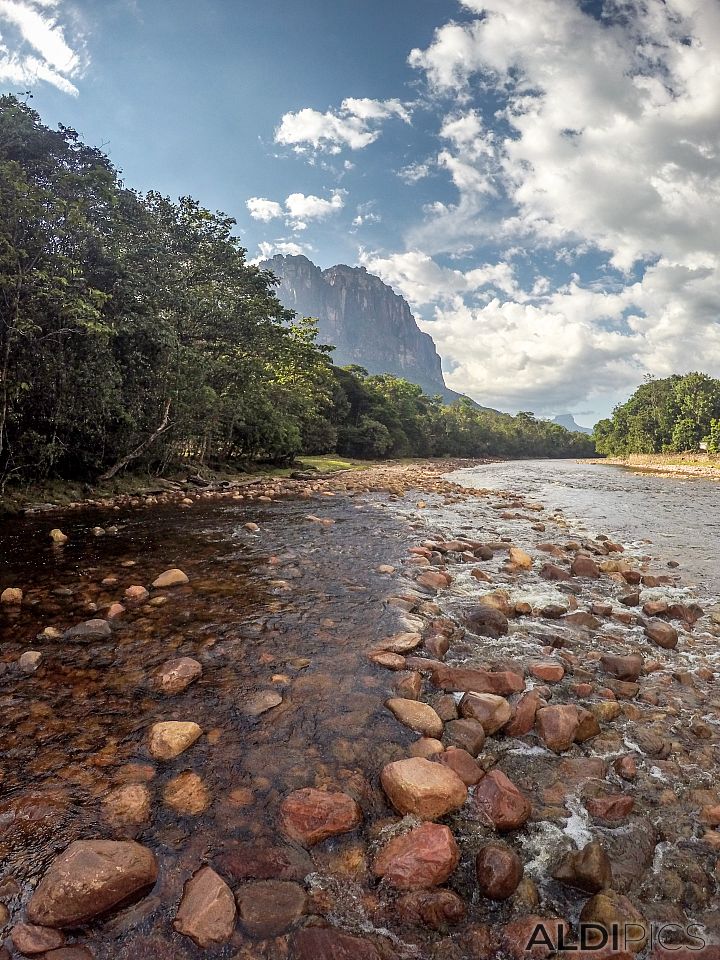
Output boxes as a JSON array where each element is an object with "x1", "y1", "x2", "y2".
[{"x1": 262, "y1": 254, "x2": 457, "y2": 400}]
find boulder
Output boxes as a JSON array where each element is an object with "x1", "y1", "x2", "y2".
[
  {"x1": 152, "y1": 568, "x2": 189, "y2": 588},
  {"x1": 540, "y1": 563, "x2": 572, "y2": 582},
  {"x1": 531, "y1": 661, "x2": 565, "y2": 683},
  {"x1": 471, "y1": 769, "x2": 531, "y2": 831},
  {"x1": 124, "y1": 585, "x2": 149, "y2": 603},
  {"x1": 213, "y1": 841, "x2": 312, "y2": 883},
  {"x1": 459, "y1": 693, "x2": 512, "y2": 734},
  {"x1": 372, "y1": 822, "x2": 459, "y2": 889},
  {"x1": 506, "y1": 690, "x2": 544, "y2": 737},
  {"x1": 148, "y1": 721, "x2": 202, "y2": 760},
  {"x1": 154, "y1": 657, "x2": 202, "y2": 695},
  {"x1": 381, "y1": 757, "x2": 467, "y2": 819},
  {"x1": 279, "y1": 788, "x2": 362, "y2": 846},
  {"x1": 385, "y1": 698, "x2": 443, "y2": 738},
  {"x1": 174, "y1": 866, "x2": 236, "y2": 948},
  {"x1": 236, "y1": 879, "x2": 306, "y2": 938},
  {"x1": 409, "y1": 737, "x2": 444, "y2": 758},
  {"x1": 27, "y1": 840, "x2": 158, "y2": 927},
  {"x1": 49, "y1": 529, "x2": 68, "y2": 545},
  {"x1": 101, "y1": 784, "x2": 151, "y2": 828},
  {"x1": 535, "y1": 705, "x2": 580, "y2": 753},
  {"x1": 476, "y1": 841, "x2": 523, "y2": 899},
  {"x1": 509, "y1": 547, "x2": 533, "y2": 570},
  {"x1": 586, "y1": 794, "x2": 635, "y2": 822},
  {"x1": 394, "y1": 889, "x2": 466, "y2": 929},
  {"x1": 19, "y1": 651, "x2": 42, "y2": 674},
  {"x1": 571, "y1": 555, "x2": 601, "y2": 578}
]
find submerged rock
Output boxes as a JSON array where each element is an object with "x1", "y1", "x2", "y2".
[
  {"x1": 372, "y1": 822, "x2": 459, "y2": 889},
  {"x1": 153, "y1": 657, "x2": 202, "y2": 695},
  {"x1": 236, "y1": 879, "x2": 306, "y2": 938},
  {"x1": 279, "y1": 788, "x2": 362, "y2": 846},
  {"x1": 152, "y1": 568, "x2": 189, "y2": 588},
  {"x1": 291, "y1": 928, "x2": 383, "y2": 960},
  {"x1": 147, "y1": 721, "x2": 202, "y2": 760},
  {"x1": 174, "y1": 866, "x2": 236, "y2": 948}
]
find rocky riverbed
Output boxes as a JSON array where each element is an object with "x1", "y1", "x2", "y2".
[{"x1": 0, "y1": 461, "x2": 719, "y2": 959}]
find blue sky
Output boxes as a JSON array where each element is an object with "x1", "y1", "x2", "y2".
[{"x1": 2, "y1": 0, "x2": 720, "y2": 425}]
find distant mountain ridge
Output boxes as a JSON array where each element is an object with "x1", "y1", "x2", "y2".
[
  {"x1": 551, "y1": 414, "x2": 593, "y2": 435},
  {"x1": 261, "y1": 254, "x2": 466, "y2": 403}
]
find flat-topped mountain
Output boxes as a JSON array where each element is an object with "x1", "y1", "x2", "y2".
[{"x1": 262, "y1": 254, "x2": 462, "y2": 401}]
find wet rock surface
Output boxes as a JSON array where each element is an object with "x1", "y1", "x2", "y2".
[{"x1": 1, "y1": 459, "x2": 719, "y2": 957}]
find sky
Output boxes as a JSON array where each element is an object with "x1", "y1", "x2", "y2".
[{"x1": 2, "y1": 0, "x2": 720, "y2": 426}]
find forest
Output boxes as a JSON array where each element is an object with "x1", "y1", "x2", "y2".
[{"x1": 0, "y1": 95, "x2": 594, "y2": 490}]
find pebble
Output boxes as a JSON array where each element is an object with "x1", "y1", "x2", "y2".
[{"x1": 147, "y1": 721, "x2": 202, "y2": 760}]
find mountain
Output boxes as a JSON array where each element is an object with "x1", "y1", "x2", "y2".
[
  {"x1": 552, "y1": 414, "x2": 593, "y2": 435},
  {"x1": 261, "y1": 254, "x2": 464, "y2": 402}
]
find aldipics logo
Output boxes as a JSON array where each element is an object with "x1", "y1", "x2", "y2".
[{"x1": 525, "y1": 921, "x2": 708, "y2": 953}]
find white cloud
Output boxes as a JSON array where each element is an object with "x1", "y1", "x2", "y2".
[
  {"x1": 250, "y1": 239, "x2": 309, "y2": 265},
  {"x1": 0, "y1": 0, "x2": 83, "y2": 94},
  {"x1": 246, "y1": 190, "x2": 345, "y2": 232},
  {"x1": 275, "y1": 97, "x2": 411, "y2": 155}
]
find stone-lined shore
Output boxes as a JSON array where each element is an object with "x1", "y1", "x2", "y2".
[{"x1": 1, "y1": 460, "x2": 719, "y2": 959}]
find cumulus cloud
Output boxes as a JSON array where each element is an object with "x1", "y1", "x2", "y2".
[
  {"x1": 0, "y1": 0, "x2": 84, "y2": 94},
  {"x1": 397, "y1": 0, "x2": 720, "y2": 414},
  {"x1": 250, "y1": 239, "x2": 309, "y2": 265},
  {"x1": 246, "y1": 190, "x2": 345, "y2": 232},
  {"x1": 275, "y1": 97, "x2": 411, "y2": 155}
]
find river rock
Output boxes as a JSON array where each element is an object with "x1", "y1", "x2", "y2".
[
  {"x1": 645, "y1": 620, "x2": 679, "y2": 650},
  {"x1": 409, "y1": 737, "x2": 444, "y2": 758},
  {"x1": 280, "y1": 788, "x2": 362, "y2": 846},
  {"x1": 540, "y1": 563, "x2": 572, "y2": 582},
  {"x1": 580, "y1": 889, "x2": 648, "y2": 952},
  {"x1": 124, "y1": 585, "x2": 149, "y2": 603},
  {"x1": 435, "y1": 746, "x2": 484, "y2": 785},
  {"x1": 502, "y1": 916, "x2": 571, "y2": 960},
  {"x1": 531, "y1": 661, "x2": 565, "y2": 683},
  {"x1": 373, "y1": 822, "x2": 459, "y2": 889},
  {"x1": 214, "y1": 841, "x2": 313, "y2": 883},
  {"x1": 464, "y1": 603, "x2": 509, "y2": 638},
  {"x1": 163, "y1": 771, "x2": 211, "y2": 815},
  {"x1": 236, "y1": 879, "x2": 306, "y2": 938},
  {"x1": 291, "y1": 928, "x2": 383, "y2": 960},
  {"x1": 27, "y1": 840, "x2": 158, "y2": 927},
  {"x1": 575, "y1": 706, "x2": 601, "y2": 743},
  {"x1": 459, "y1": 692, "x2": 512, "y2": 734},
  {"x1": 535, "y1": 705, "x2": 580, "y2": 753},
  {"x1": 381, "y1": 757, "x2": 467, "y2": 819},
  {"x1": 444, "y1": 718, "x2": 486, "y2": 755},
  {"x1": 174, "y1": 866, "x2": 236, "y2": 948},
  {"x1": 509, "y1": 547, "x2": 533, "y2": 570},
  {"x1": 102, "y1": 784, "x2": 151, "y2": 828},
  {"x1": 429, "y1": 663, "x2": 524, "y2": 695},
  {"x1": 148, "y1": 721, "x2": 201, "y2": 760},
  {"x1": 586, "y1": 794, "x2": 635, "y2": 822},
  {"x1": 571, "y1": 555, "x2": 600, "y2": 578},
  {"x1": 394, "y1": 671, "x2": 423, "y2": 700},
  {"x1": 394, "y1": 889, "x2": 466, "y2": 929},
  {"x1": 154, "y1": 657, "x2": 202, "y2": 694},
  {"x1": 64, "y1": 619, "x2": 112, "y2": 643},
  {"x1": 476, "y1": 841, "x2": 523, "y2": 899},
  {"x1": 1, "y1": 587, "x2": 22, "y2": 605},
  {"x1": 10, "y1": 923, "x2": 65, "y2": 954},
  {"x1": 19, "y1": 651, "x2": 42, "y2": 673},
  {"x1": 506, "y1": 690, "x2": 544, "y2": 737},
  {"x1": 152, "y1": 568, "x2": 189, "y2": 588},
  {"x1": 552, "y1": 839, "x2": 612, "y2": 893},
  {"x1": 386, "y1": 698, "x2": 443, "y2": 738},
  {"x1": 472, "y1": 769, "x2": 531, "y2": 830},
  {"x1": 49, "y1": 529, "x2": 68, "y2": 545},
  {"x1": 601, "y1": 654, "x2": 643, "y2": 682}
]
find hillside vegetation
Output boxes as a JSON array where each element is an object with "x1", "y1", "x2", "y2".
[{"x1": 0, "y1": 96, "x2": 593, "y2": 490}]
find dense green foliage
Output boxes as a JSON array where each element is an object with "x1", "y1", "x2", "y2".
[
  {"x1": 594, "y1": 373, "x2": 720, "y2": 454},
  {"x1": 0, "y1": 96, "x2": 593, "y2": 488}
]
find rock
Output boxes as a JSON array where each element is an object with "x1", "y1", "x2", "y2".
[
  {"x1": 643, "y1": 599, "x2": 669, "y2": 617},
  {"x1": 106, "y1": 602, "x2": 125, "y2": 619},
  {"x1": 620, "y1": 592, "x2": 640, "y2": 607},
  {"x1": 429, "y1": 663, "x2": 524, "y2": 695},
  {"x1": 152, "y1": 568, "x2": 189, "y2": 588},
  {"x1": 393, "y1": 671, "x2": 422, "y2": 700},
  {"x1": 444, "y1": 718, "x2": 486, "y2": 755},
  {"x1": 19, "y1": 651, "x2": 42, "y2": 674},
  {"x1": 417, "y1": 570, "x2": 452, "y2": 591},
  {"x1": 147, "y1": 721, "x2": 202, "y2": 760},
  {"x1": 409, "y1": 737, "x2": 444, "y2": 758},
  {"x1": 43, "y1": 950, "x2": 93, "y2": 960},
  {"x1": 1, "y1": 587, "x2": 22, "y2": 605},
  {"x1": 214, "y1": 842, "x2": 313, "y2": 884},
  {"x1": 471, "y1": 769, "x2": 531, "y2": 831},
  {"x1": 424, "y1": 634, "x2": 450, "y2": 659},
  {"x1": 506, "y1": 690, "x2": 543, "y2": 737},
  {"x1": 601, "y1": 654, "x2": 643, "y2": 682},
  {"x1": 241, "y1": 690, "x2": 283, "y2": 716},
  {"x1": 435, "y1": 747, "x2": 484, "y2": 786},
  {"x1": 502, "y1": 916, "x2": 571, "y2": 960},
  {"x1": 476, "y1": 841, "x2": 523, "y2": 899},
  {"x1": 509, "y1": 547, "x2": 533, "y2": 570},
  {"x1": 124, "y1": 585, "x2": 149, "y2": 603},
  {"x1": 27, "y1": 840, "x2": 158, "y2": 927},
  {"x1": 379, "y1": 632, "x2": 422, "y2": 654},
  {"x1": 291, "y1": 928, "x2": 383, "y2": 960},
  {"x1": 174, "y1": 866, "x2": 236, "y2": 948},
  {"x1": 368, "y1": 651, "x2": 406, "y2": 670},
  {"x1": 586, "y1": 794, "x2": 635, "y2": 822},
  {"x1": 10, "y1": 923, "x2": 65, "y2": 954},
  {"x1": 464, "y1": 603, "x2": 509, "y2": 638},
  {"x1": 373, "y1": 822, "x2": 459, "y2": 889},
  {"x1": 102, "y1": 784, "x2": 151, "y2": 828},
  {"x1": 394, "y1": 889, "x2": 466, "y2": 929},
  {"x1": 236, "y1": 879, "x2": 305, "y2": 938},
  {"x1": 531, "y1": 661, "x2": 565, "y2": 683},
  {"x1": 280, "y1": 788, "x2": 362, "y2": 846},
  {"x1": 49, "y1": 529, "x2": 68, "y2": 545},
  {"x1": 535, "y1": 705, "x2": 580, "y2": 753},
  {"x1": 614, "y1": 755, "x2": 638, "y2": 781},
  {"x1": 540, "y1": 563, "x2": 572, "y2": 582},
  {"x1": 386, "y1": 698, "x2": 443, "y2": 738},
  {"x1": 381, "y1": 757, "x2": 467, "y2": 819},
  {"x1": 459, "y1": 693, "x2": 512, "y2": 734},
  {"x1": 571, "y1": 555, "x2": 600, "y2": 578},
  {"x1": 163, "y1": 771, "x2": 211, "y2": 815},
  {"x1": 645, "y1": 620, "x2": 679, "y2": 650},
  {"x1": 244, "y1": 522, "x2": 260, "y2": 532},
  {"x1": 563, "y1": 611, "x2": 601, "y2": 629},
  {"x1": 64, "y1": 619, "x2": 112, "y2": 643},
  {"x1": 553, "y1": 840, "x2": 612, "y2": 893},
  {"x1": 574, "y1": 707, "x2": 601, "y2": 743},
  {"x1": 154, "y1": 657, "x2": 202, "y2": 695},
  {"x1": 433, "y1": 693, "x2": 459, "y2": 721},
  {"x1": 580, "y1": 890, "x2": 648, "y2": 952}
]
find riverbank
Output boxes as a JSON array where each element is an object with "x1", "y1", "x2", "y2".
[
  {"x1": 586, "y1": 452, "x2": 720, "y2": 480},
  {"x1": 1, "y1": 460, "x2": 719, "y2": 958}
]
